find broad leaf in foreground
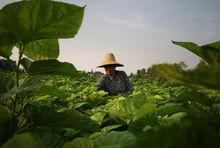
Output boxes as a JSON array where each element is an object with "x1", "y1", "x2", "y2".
[{"x1": 28, "y1": 59, "x2": 78, "y2": 76}]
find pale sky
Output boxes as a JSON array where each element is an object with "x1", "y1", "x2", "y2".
[{"x1": 1, "y1": 0, "x2": 220, "y2": 74}]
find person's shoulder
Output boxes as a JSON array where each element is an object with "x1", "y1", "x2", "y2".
[
  {"x1": 116, "y1": 70, "x2": 127, "y2": 75},
  {"x1": 101, "y1": 74, "x2": 108, "y2": 79}
]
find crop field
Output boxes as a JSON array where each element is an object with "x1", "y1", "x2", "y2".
[{"x1": 0, "y1": 0, "x2": 220, "y2": 147}]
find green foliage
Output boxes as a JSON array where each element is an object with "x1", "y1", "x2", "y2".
[
  {"x1": 3, "y1": 132, "x2": 47, "y2": 148},
  {"x1": 28, "y1": 59, "x2": 78, "y2": 76},
  {"x1": 0, "y1": 0, "x2": 85, "y2": 145},
  {"x1": 25, "y1": 105, "x2": 99, "y2": 132},
  {"x1": 172, "y1": 40, "x2": 220, "y2": 65},
  {"x1": 0, "y1": 0, "x2": 219, "y2": 147},
  {"x1": 106, "y1": 97, "x2": 147, "y2": 124},
  {"x1": 0, "y1": 59, "x2": 16, "y2": 71},
  {"x1": 94, "y1": 131, "x2": 136, "y2": 148},
  {"x1": 20, "y1": 57, "x2": 32, "y2": 72},
  {"x1": 0, "y1": 45, "x2": 13, "y2": 59},
  {"x1": 0, "y1": 0, "x2": 84, "y2": 45},
  {"x1": 24, "y1": 39, "x2": 59, "y2": 60},
  {"x1": 153, "y1": 41, "x2": 220, "y2": 90},
  {"x1": 0, "y1": 105, "x2": 10, "y2": 125},
  {"x1": 134, "y1": 118, "x2": 220, "y2": 148},
  {"x1": 63, "y1": 138, "x2": 93, "y2": 148},
  {"x1": 0, "y1": 76, "x2": 40, "y2": 102}
]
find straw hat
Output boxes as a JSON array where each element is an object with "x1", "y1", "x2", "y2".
[{"x1": 97, "y1": 53, "x2": 124, "y2": 68}]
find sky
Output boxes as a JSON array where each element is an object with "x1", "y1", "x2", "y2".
[{"x1": 1, "y1": 0, "x2": 220, "y2": 74}]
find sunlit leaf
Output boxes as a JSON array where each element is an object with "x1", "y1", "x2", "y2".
[
  {"x1": 24, "y1": 39, "x2": 59, "y2": 60},
  {"x1": 172, "y1": 40, "x2": 220, "y2": 65},
  {"x1": 0, "y1": 0, "x2": 84, "y2": 45}
]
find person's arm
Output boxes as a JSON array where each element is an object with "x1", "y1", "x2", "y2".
[
  {"x1": 122, "y1": 71, "x2": 133, "y2": 94},
  {"x1": 95, "y1": 76, "x2": 106, "y2": 90}
]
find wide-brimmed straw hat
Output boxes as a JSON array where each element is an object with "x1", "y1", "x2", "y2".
[{"x1": 97, "y1": 53, "x2": 124, "y2": 68}]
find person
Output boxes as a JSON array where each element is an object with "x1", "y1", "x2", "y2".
[{"x1": 96, "y1": 53, "x2": 133, "y2": 95}]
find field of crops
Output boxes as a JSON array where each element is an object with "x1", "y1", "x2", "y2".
[
  {"x1": 1, "y1": 69, "x2": 220, "y2": 147},
  {"x1": 0, "y1": 0, "x2": 220, "y2": 147}
]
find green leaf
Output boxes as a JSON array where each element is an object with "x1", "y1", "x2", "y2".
[
  {"x1": 101, "y1": 125, "x2": 123, "y2": 133},
  {"x1": 106, "y1": 97, "x2": 147, "y2": 124},
  {"x1": 90, "y1": 112, "x2": 107, "y2": 125},
  {"x1": 3, "y1": 132, "x2": 47, "y2": 148},
  {"x1": 174, "y1": 87, "x2": 212, "y2": 106},
  {"x1": 0, "y1": 105, "x2": 10, "y2": 125},
  {"x1": 23, "y1": 39, "x2": 59, "y2": 60},
  {"x1": 0, "y1": 0, "x2": 84, "y2": 45},
  {"x1": 36, "y1": 85, "x2": 67, "y2": 99},
  {"x1": 0, "y1": 76, "x2": 40, "y2": 102},
  {"x1": 0, "y1": 45, "x2": 13, "y2": 59},
  {"x1": 28, "y1": 59, "x2": 78, "y2": 76},
  {"x1": 157, "y1": 103, "x2": 188, "y2": 116},
  {"x1": 133, "y1": 103, "x2": 156, "y2": 122},
  {"x1": 172, "y1": 40, "x2": 220, "y2": 65},
  {"x1": 20, "y1": 57, "x2": 32, "y2": 72},
  {"x1": 62, "y1": 138, "x2": 94, "y2": 148},
  {"x1": 27, "y1": 105, "x2": 99, "y2": 132},
  {"x1": 152, "y1": 63, "x2": 220, "y2": 90},
  {"x1": 94, "y1": 131, "x2": 136, "y2": 148}
]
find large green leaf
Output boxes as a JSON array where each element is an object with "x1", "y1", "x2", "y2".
[
  {"x1": 106, "y1": 97, "x2": 147, "y2": 124},
  {"x1": 27, "y1": 105, "x2": 99, "y2": 132},
  {"x1": 133, "y1": 103, "x2": 157, "y2": 122},
  {"x1": 0, "y1": 76, "x2": 40, "y2": 102},
  {"x1": 28, "y1": 59, "x2": 78, "y2": 76},
  {"x1": 94, "y1": 131, "x2": 136, "y2": 148},
  {"x1": 23, "y1": 39, "x2": 59, "y2": 60},
  {"x1": 3, "y1": 132, "x2": 47, "y2": 148},
  {"x1": 172, "y1": 41, "x2": 220, "y2": 65},
  {"x1": 152, "y1": 63, "x2": 220, "y2": 90},
  {"x1": 0, "y1": 0, "x2": 85, "y2": 45},
  {"x1": 62, "y1": 138, "x2": 94, "y2": 148}
]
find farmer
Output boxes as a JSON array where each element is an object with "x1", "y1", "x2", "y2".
[{"x1": 96, "y1": 53, "x2": 133, "y2": 95}]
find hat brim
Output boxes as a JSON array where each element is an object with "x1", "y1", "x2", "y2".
[{"x1": 97, "y1": 63, "x2": 124, "y2": 68}]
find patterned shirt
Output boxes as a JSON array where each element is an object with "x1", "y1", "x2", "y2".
[{"x1": 96, "y1": 70, "x2": 133, "y2": 95}]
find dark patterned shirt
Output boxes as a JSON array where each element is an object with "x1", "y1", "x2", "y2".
[{"x1": 96, "y1": 70, "x2": 133, "y2": 95}]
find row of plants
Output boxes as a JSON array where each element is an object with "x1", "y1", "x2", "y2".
[{"x1": 0, "y1": 0, "x2": 220, "y2": 147}]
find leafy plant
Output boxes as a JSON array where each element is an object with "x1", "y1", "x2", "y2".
[
  {"x1": 0, "y1": 0, "x2": 85, "y2": 144},
  {"x1": 152, "y1": 41, "x2": 220, "y2": 90}
]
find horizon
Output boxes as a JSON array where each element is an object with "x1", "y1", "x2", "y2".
[{"x1": 1, "y1": 0, "x2": 220, "y2": 74}]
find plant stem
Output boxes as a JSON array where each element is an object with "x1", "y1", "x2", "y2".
[{"x1": 9, "y1": 44, "x2": 24, "y2": 138}]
